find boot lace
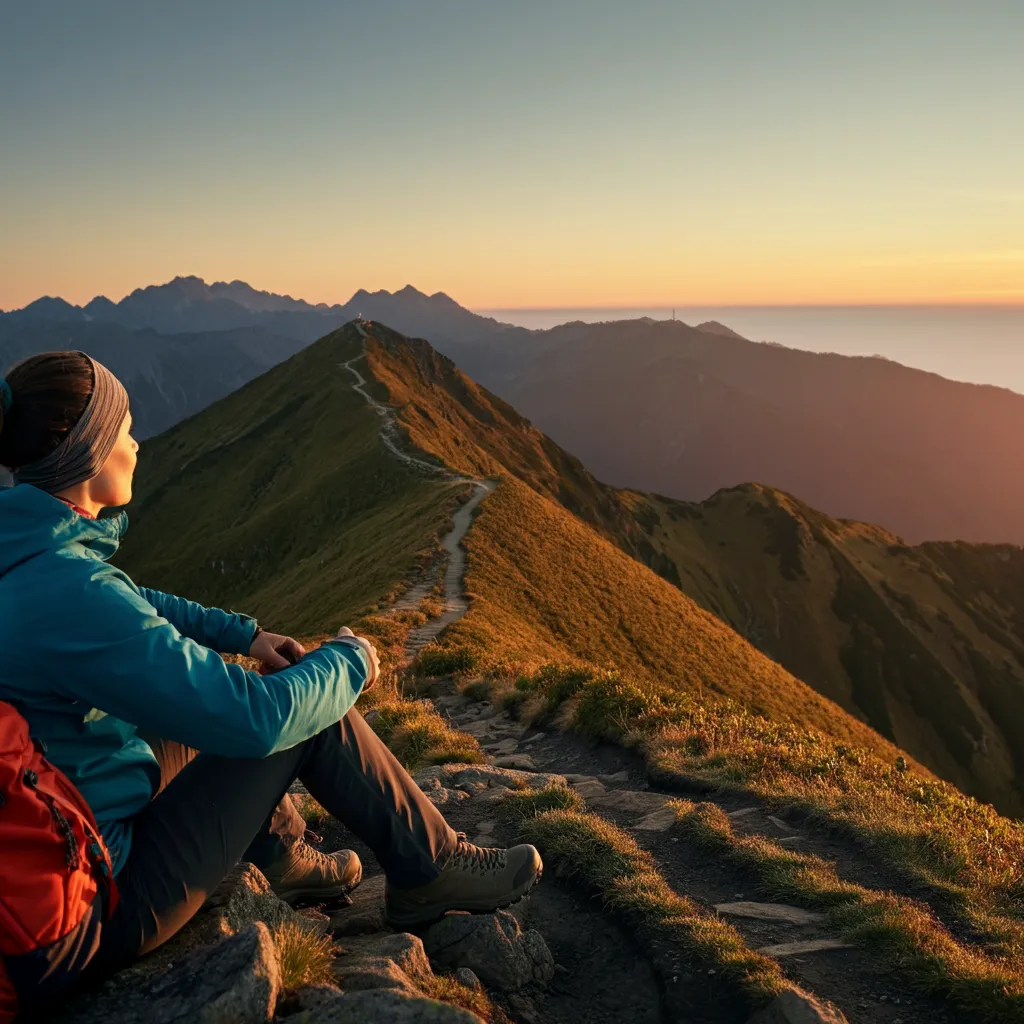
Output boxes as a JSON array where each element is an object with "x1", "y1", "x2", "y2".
[{"x1": 450, "y1": 832, "x2": 507, "y2": 875}]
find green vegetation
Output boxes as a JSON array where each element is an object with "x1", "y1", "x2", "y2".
[
  {"x1": 634, "y1": 483, "x2": 1024, "y2": 816},
  {"x1": 520, "y1": 808, "x2": 787, "y2": 1018},
  {"x1": 272, "y1": 920, "x2": 336, "y2": 990},
  {"x1": 419, "y1": 974, "x2": 510, "y2": 1023},
  {"x1": 488, "y1": 661, "x2": 1024, "y2": 963},
  {"x1": 670, "y1": 800, "x2": 1024, "y2": 1022},
  {"x1": 113, "y1": 325, "x2": 456, "y2": 635}
]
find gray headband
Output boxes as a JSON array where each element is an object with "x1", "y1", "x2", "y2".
[{"x1": 13, "y1": 352, "x2": 130, "y2": 494}]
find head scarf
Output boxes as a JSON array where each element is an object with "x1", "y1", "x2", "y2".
[{"x1": 7, "y1": 352, "x2": 130, "y2": 494}]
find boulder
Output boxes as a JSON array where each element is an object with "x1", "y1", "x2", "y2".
[
  {"x1": 455, "y1": 968, "x2": 482, "y2": 990},
  {"x1": 329, "y1": 875, "x2": 387, "y2": 936},
  {"x1": 56, "y1": 922, "x2": 282, "y2": 1024},
  {"x1": 333, "y1": 932, "x2": 433, "y2": 996},
  {"x1": 304, "y1": 988, "x2": 483, "y2": 1023},
  {"x1": 423, "y1": 911, "x2": 555, "y2": 990},
  {"x1": 747, "y1": 986, "x2": 849, "y2": 1023}
]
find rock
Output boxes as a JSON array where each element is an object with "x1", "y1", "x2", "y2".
[
  {"x1": 427, "y1": 787, "x2": 472, "y2": 807},
  {"x1": 455, "y1": 967, "x2": 482, "y2": 990},
  {"x1": 767, "y1": 815, "x2": 792, "y2": 831},
  {"x1": 506, "y1": 992, "x2": 540, "y2": 1023},
  {"x1": 201, "y1": 863, "x2": 317, "y2": 942},
  {"x1": 470, "y1": 788, "x2": 508, "y2": 808},
  {"x1": 293, "y1": 983, "x2": 345, "y2": 1010},
  {"x1": 520, "y1": 733, "x2": 546, "y2": 745},
  {"x1": 562, "y1": 773, "x2": 598, "y2": 784},
  {"x1": 747, "y1": 985, "x2": 849, "y2": 1023},
  {"x1": 632, "y1": 807, "x2": 677, "y2": 831},
  {"x1": 476, "y1": 819, "x2": 496, "y2": 833},
  {"x1": 715, "y1": 902, "x2": 824, "y2": 925},
  {"x1": 61, "y1": 922, "x2": 283, "y2": 1024},
  {"x1": 330, "y1": 875, "x2": 387, "y2": 936},
  {"x1": 569, "y1": 779, "x2": 607, "y2": 801},
  {"x1": 728, "y1": 807, "x2": 760, "y2": 819},
  {"x1": 588, "y1": 789, "x2": 666, "y2": 814},
  {"x1": 482, "y1": 737, "x2": 519, "y2": 755},
  {"x1": 440, "y1": 764, "x2": 566, "y2": 792},
  {"x1": 423, "y1": 911, "x2": 555, "y2": 990},
  {"x1": 756, "y1": 939, "x2": 853, "y2": 957},
  {"x1": 493, "y1": 754, "x2": 537, "y2": 770},
  {"x1": 597, "y1": 770, "x2": 631, "y2": 784},
  {"x1": 333, "y1": 932, "x2": 433, "y2": 996},
  {"x1": 305, "y1": 988, "x2": 484, "y2": 1023},
  {"x1": 461, "y1": 720, "x2": 497, "y2": 739}
]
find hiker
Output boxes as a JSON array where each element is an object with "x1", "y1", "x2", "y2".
[{"x1": 0, "y1": 351, "x2": 541, "y2": 1011}]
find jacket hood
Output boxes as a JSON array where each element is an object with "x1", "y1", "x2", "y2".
[{"x1": 0, "y1": 483, "x2": 128, "y2": 575}]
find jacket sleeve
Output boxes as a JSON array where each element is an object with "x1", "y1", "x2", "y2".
[
  {"x1": 44, "y1": 565, "x2": 367, "y2": 758},
  {"x1": 136, "y1": 585, "x2": 258, "y2": 655}
]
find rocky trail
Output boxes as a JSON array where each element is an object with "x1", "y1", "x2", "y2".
[{"x1": 341, "y1": 322, "x2": 495, "y2": 663}]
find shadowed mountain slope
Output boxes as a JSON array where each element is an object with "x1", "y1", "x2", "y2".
[
  {"x1": 434, "y1": 316, "x2": 1024, "y2": 545},
  {"x1": 632, "y1": 483, "x2": 1024, "y2": 815}
]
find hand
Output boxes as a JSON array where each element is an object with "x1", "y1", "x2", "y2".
[
  {"x1": 332, "y1": 627, "x2": 381, "y2": 692},
  {"x1": 249, "y1": 630, "x2": 306, "y2": 675}
]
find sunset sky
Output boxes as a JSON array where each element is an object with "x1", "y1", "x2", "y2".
[{"x1": 2, "y1": 0, "x2": 1022, "y2": 311}]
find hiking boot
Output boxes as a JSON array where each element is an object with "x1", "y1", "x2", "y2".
[
  {"x1": 261, "y1": 838, "x2": 363, "y2": 905},
  {"x1": 384, "y1": 834, "x2": 543, "y2": 929}
]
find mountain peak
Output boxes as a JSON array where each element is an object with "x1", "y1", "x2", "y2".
[{"x1": 696, "y1": 320, "x2": 747, "y2": 340}]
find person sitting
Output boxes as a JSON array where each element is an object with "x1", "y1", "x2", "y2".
[{"x1": 0, "y1": 350, "x2": 541, "y2": 1003}]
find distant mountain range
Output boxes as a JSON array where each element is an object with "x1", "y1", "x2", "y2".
[
  {"x1": 0, "y1": 278, "x2": 509, "y2": 441},
  {"x1": 1, "y1": 276, "x2": 507, "y2": 345}
]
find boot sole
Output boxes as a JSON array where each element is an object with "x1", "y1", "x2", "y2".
[{"x1": 384, "y1": 863, "x2": 543, "y2": 930}]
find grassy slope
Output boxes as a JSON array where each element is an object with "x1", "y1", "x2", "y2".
[
  {"x1": 362, "y1": 326, "x2": 911, "y2": 764},
  {"x1": 635, "y1": 483, "x2": 1024, "y2": 815},
  {"x1": 112, "y1": 325, "x2": 456, "y2": 634}
]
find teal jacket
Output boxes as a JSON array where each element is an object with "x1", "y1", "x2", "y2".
[{"x1": 0, "y1": 483, "x2": 370, "y2": 874}]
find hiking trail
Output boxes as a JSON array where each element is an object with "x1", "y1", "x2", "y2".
[{"x1": 340, "y1": 321, "x2": 495, "y2": 663}]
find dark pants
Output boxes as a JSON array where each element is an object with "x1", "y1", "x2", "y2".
[{"x1": 84, "y1": 707, "x2": 458, "y2": 980}]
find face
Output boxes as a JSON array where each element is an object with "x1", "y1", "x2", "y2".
[{"x1": 89, "y1": 410, "x2": 139, "y2": 508}]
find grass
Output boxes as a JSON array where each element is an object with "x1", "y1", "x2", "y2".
[
  {"x1": 671, "y1": 799, "x2": 1024, "y2": 1023},
  {"x1": 419, "y1": 974, "x2": 511, "y2": 1023},
  {"x1": 518, "y1": 805, "x2": 788, "y2": 1018},
  {"x1": 113, "y1": 324, "x2": 458, "y2": 635},
  {"x1": 368, "y1": 697, "x2": 484, "y2": 772},
  {"x1": 494, "y1": 662, "x2": 1024, "y2": 962},
  {"x1": 272, "y1": 920, "x2": 336, "y2": 990}
]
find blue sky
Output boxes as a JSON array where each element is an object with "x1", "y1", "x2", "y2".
[{"x1": 2, "y1": 0, "x2": 1022, "y2": 308}]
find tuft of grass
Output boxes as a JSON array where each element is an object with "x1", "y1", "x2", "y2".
[
  {"x1": 419, "y1": 974, "x2": 511, "y2": 1023},
  {"x1": 521, "y1": 809, "x2": 787, "y2": 1017},
  {"x1": 461, "y1": 678, "x2": 493, "y2": 703},
  {"x1": 291, "y1": 792, "x2": 329, "y2": 828},
  {"x1": 414, "y1": 644, "x2": 479, "y2": 677},
  {"x1": 671, "y1": 800, "x2": 1024, "y2": 1023},
  {"x1": 368, "y1": 698, "x2": 484, "y2": 772},
  {"x1": 499, "y1": 784, "x2": 585, "y2": 820},
  {"x1": 273, "y1": 920, "x2": 337, "y2": 990}
]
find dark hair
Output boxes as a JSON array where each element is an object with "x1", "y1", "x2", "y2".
[{"x1": 0, "y1": 352, "x2": 95, "y2": 471}]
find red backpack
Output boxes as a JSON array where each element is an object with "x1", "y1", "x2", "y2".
[{"x1": 0, "y1": 701, "x2": 118, "y2": 1022}]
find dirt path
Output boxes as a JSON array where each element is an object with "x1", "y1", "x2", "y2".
[
  {"x1": 422, "y1": 687, "x2": 960, "y2": 1024},
  {"x1": 339, "y1": 322, "x2": 495, "y2": 662}
]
